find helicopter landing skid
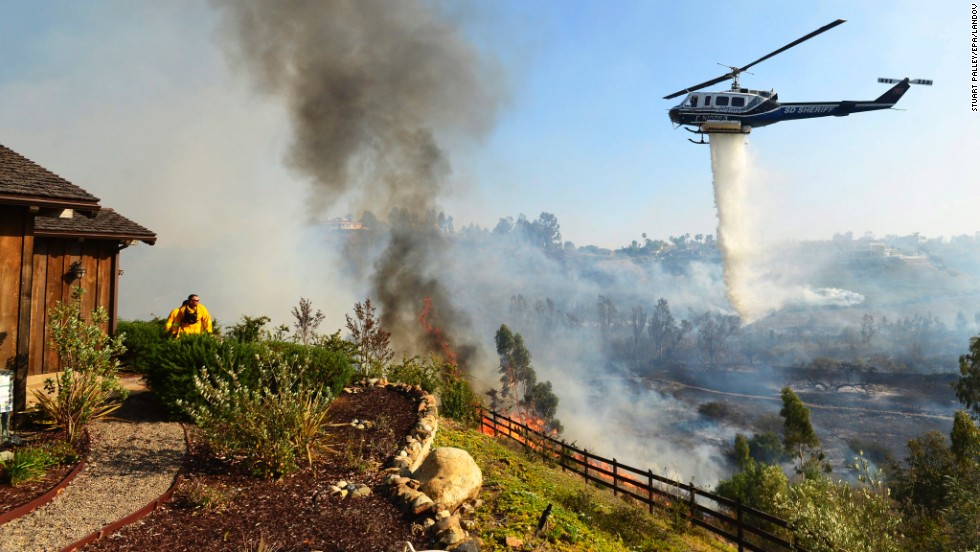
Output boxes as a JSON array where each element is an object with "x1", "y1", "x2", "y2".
[{"x1": 685, "y1": 128, "x2": 708, "y2": 145}]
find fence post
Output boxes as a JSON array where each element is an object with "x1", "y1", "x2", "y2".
[
  {"x1": 647, "y1": 469, "x2": 654, "y2": 514},
  {"x1": 736, "y1": 502, "x2": 744, "y2": 552},
  {"x1": 522, "y1": 421, "x2": 529, "y2": 453},
  {"x1": 612, "y1": 458, "x2": 619, "y2": 497},
  {"x1": 583, "y1": 449, "x2": 589, "y2": 483},
  {"x1": 560, "y1": 441, "x2": 567, "y2": 472},
  {"x1": 491, "y1": 410, "x2": 497, "y2": 437},
  {"x1": 688, "y1": 480, "x2": 696, "y2": 523}
]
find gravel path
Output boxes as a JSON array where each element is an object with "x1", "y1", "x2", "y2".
[{"x1": 0, "y1": 391, "x2": 185, "y2": 552}]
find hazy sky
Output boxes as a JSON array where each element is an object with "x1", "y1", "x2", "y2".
[{"x1": 0, "y1": 0, "x2": 975, "y2": 324}]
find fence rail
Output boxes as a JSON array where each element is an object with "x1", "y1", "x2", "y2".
[{"x1": 478, "y1": 407, "x2": 805, "y2": 552}]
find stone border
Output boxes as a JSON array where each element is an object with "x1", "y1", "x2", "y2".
[
  {"x1": 349, "y1": 379, "x2": 479, "y2": 552},
  {"x1": 0, "y1": 431, "x2": 90, "y2": 526}
]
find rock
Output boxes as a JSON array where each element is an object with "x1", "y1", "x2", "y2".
[
  {"x1": 350, "y1": 485, "x2": 372, "y2": 499},
  {"x1": 440, "y1": 525, "x2": 467, "y2": 546},
  {"x1": 411, "y1": 494, "x2": 435, "y2": 515},
  {"x1": 413, "y1": 447, "x2": 483, "y2": 511},
  {"x1": 432, "y1": 513, "x2": 459, "y2": 533},
  {"x1": 450, "y1": 539, "x2": 482, "y2": 552},
  {"x1": 504, "y1": 535, "x2": 524, "y2": 548},
  {"x1": 0, "y1": 450, "x2": 13, "y2": 462}
]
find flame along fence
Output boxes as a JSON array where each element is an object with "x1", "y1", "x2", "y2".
[{"x1": 478, "y1": 407, "x2": 807, "y2": 552}]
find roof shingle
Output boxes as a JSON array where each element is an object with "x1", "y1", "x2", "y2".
[
  {"x1": 0, "y1": 144, "x2": 100, "y2": 203},
  {"x1": 34, "y1": 209, "x2": 156, "y2": 245}
]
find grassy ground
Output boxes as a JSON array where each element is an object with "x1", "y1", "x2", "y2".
[{"x1": 434, "y1": 420, "x2": 734, "y2": 552}]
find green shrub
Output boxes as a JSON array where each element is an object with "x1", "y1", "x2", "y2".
[
  {"x1": 439, "y1": 372, "x2": 481, "y2": 425},
  {"x1": 227, "y1": 315, "x2": 271, "y2": 343},
  {"x1": 386, "y1": 355, "x2": 443, "y2": 393},
  {"x1": 264, "y1": 341, "x2": 356, "y2": 397},
  {"x1": 35, "y1": 287, "x2": 128, "y2": 443},
  {"x1": 1, "y1": 441, "x2": 77, "y2": 485},
  {"x1": 774, "y1": 457, "x2": 903, "y2": 552},
  {"x1": 117, "y1": 319, "x2": 169, "y2": 374},
  {"x1": 385, "y1": 355, "x2": 480, "y2": 424},
  {"x1": 697, "y1": 401, "x2": 734, "y2": 420},
  {"x1": 180, "y1": 350, "x2": 334, "y2": 479},
  {"x1": 145, "y1": 336, "x2": 356, "y2": 421},
  {"x1": 145, "y1": 334, "x2": 264, "y2": 418}
]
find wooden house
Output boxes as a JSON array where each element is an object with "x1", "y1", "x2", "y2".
[{"x1": 0, "y1": 144, "x2": 155, "y2": 413}]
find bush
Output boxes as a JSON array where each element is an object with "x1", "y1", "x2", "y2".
[
  {"x1": 264, "y1": 341, "x2": 356, "y2": 398},
  {"x1": 117, "y1": 319, "x2": 169, "y2": 374},
  {"x1": 716, "y1": 461, "x2": 789, "y2": 512},
  {"x1": 34, "y1": 287, "x2": 128, "y2": 443},
  {"x1": 386, "y1": 355, "x2": 443, "y2": 393},
  {"x1": 143, "y1": 334, "x2": 356, "y2": 420},
  {"x1": 0, "y1": 441, "x2": 77, "y2": 485},
  {"x1": 180, "y1": 349, "x2": 334, "y2": 479},
  {"x1": 698, "y1": 401, "x2": 735, "y2": 420},
  {"x1": 386, "y1": 355, "x2": 480, "y2": 424},
  {"x1": 143, "y1": 334, "x2": 262, "y2": 418},
  {"x1": 775, "y1": 458, "x2": 903, "y2": 552},
  {"x1": 439, "y1": 372, "x2": 481, "y2": 426}
]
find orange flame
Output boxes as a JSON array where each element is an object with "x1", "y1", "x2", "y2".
[{"x1": 418, "y1": 297, "x2": 458, "y2": 366}]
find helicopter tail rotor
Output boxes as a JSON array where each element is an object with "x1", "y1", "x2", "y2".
[{"x1": 878, "y1": 77, "x2": 933, "y2": 86}]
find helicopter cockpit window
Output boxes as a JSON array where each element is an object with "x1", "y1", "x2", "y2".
[
  {"x1": 688, "y1": 96, "x2": 699, "y2": 107},
  {"x1": 731, "y1": 96, "x2": 745, "y2": 107},
  {"x1": 715, "y1": 96, "x2": 729, "y2": 106}
]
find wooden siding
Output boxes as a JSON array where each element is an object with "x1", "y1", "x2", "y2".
[
  {"x1": 1, "y1": 205, "x2": 33, "y2": 413},
  {"x1": 0, "y1": 206, "x2": 29, "y2": 370},
  {"x1": 28, "y1": 237, "x2": 117, "y2": 375}
]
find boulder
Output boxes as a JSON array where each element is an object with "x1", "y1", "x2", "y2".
[{"x1": 413, "y1": 447, "x2": 482, "y2": 511}]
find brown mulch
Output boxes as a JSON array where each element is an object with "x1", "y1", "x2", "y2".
[
  {"x1": 0, "y1": 429, "x2": 87, "y2": 517},
  {"x1": 83, "y1": 386, "x2": 438, "y2": 552}
]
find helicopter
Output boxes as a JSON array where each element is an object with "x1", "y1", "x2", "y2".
[{"x1": 665, "y1": 19, "x2": 932, "y2": 144}]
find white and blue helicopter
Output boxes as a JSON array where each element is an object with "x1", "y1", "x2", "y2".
[{"x1": 665, "y1": 19, "x2": 931, "y2": 144}]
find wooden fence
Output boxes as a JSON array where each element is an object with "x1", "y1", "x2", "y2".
[{"x1": 479, "y1": 407, "x2": 806, "y2": 552}]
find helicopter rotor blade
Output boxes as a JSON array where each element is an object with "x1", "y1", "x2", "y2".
[
  {"x1": 737, "y1": 19, "x2": 845, "y2": 74},
  {"x1": 663, "y1": 74, "x2": 734, "y2": 100},
  {"x1": 663, "y1": 19, "x2": 846, "y2": 100}
]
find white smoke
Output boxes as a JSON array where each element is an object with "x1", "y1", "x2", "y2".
[{"x1": 710, "y1": 134, "x2": 864, "y2": 321}]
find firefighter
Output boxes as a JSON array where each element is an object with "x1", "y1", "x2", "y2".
[{"x1": 165, "y1": 294, "x2": 213, "y2": 337}]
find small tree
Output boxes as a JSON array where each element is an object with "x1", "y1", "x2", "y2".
[
  {"x1": 291, "y1": 297, "x2": 325, "y2": 345},
  {"x1": 776, "y1": 457, "x2": 903, "y2": 552},
  {"x1": 954, "y1": 335, "x2": 980, "y2": 421},
  {"x1": 227, "y1": 315, "x2": 270, "y2": 343},
  {"x1": 780, "y1": 387, "x2": 826, "y2": 477},
  {"x1": 493, "y1": 324, "x2": 561, "y2": 433},
  {"x1": 345, "y1": 299, "x2": 394, "y2": 377},
  {"x1": 35, "y1": 287, "x2": 128, "y2": 443}
]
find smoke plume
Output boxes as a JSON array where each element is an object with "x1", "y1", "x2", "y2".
[{"x1": 212, "y1": 0, "x2": 505, "y2": 360}]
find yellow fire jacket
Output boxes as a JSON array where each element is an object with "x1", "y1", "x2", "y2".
[{"x1": 165, "y1": 304, "x2": 213, "y2": 337}]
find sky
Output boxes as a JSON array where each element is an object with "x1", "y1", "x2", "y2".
[{"x1": 0, "y1": 0, "x2": 976, "y2": 326}]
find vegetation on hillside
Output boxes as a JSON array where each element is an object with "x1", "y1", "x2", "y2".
[{"x1": 435, "y1": 419, "x2": 731, "y2": 552}]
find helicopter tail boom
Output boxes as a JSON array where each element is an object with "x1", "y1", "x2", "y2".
[{"x1": 873, "y1": 78, "x2": 911, "y2": 105}]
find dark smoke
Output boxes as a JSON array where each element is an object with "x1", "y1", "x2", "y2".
[{"x1": 212, "y1": 0, "x2": 505, "y2": 362}]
